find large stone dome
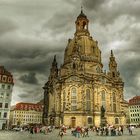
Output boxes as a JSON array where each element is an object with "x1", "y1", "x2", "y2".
[{"x1": 62, "y1": 10, "x2": 102, "y2": 75}]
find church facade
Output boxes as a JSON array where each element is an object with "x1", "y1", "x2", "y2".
[{"x1": 43, "y1": 10, "x2": 128, "y2": 127}]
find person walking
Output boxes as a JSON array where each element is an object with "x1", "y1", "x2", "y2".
[
  {"x1": 30, "y1": 126, "x2": 34, "y2": 134},
  {"x1": 58, "y1": 129, "x2": 64, "y2": 140},
  {"x1": 129, "y1": 125, "x2": 133, "y2": 135},
  {"x1": 85, "y1": 127, "x2": 89, "y2": 137},
  {"x1": 76, "y1": 126, "x2": 81, "y2": 138},
  {"x1": 120, "y1": 125, "x2": 123, "y2": 135}
]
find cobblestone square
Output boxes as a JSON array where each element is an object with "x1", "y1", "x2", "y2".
[{"x1": 0, "y1": 128, "x2": 140, "y2": 140}]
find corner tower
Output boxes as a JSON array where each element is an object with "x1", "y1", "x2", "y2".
[{"x1": 108, "y1": 50, "x2": 121, "y2": 79}]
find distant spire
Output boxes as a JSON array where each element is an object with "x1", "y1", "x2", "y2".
[
  {"x1": 81, "y1": 6, "x2": 83, "y2": 13},
  {"x1": 53, "y1": 55, "x2": 56, "y2": 62},
  {"x1": 111, "y1": 50, "x2": 114, "y2": 57},
  {"x1": 77, "y1": 6, "x2": 87, "y2": 19},
  {"x1": 52, "y1": 55, "x2": 57, "y2": 66}
]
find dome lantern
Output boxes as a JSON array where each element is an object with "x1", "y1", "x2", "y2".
[{"x1": 75, "y1": 7, "x2": 90, "y2": 36}]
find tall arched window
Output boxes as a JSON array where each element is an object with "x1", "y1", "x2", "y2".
[
  {"x1": 87, "y1": 117, "x2": 92, "y2": 124},
  {"x1": 113, "y1": 92, "x2": 116, "y2": 101},
  {"x1": 96, "y1": 66, "x2": 100, "y2": 73},
  {"x1": 110, "y1": 96, "x2": 113, "y2": 111},
  {"x1": 112, "y1": 72, "x2": 115, "y2": 77},
  {"x1": 71, "y1": 87, "x2": 77, "y2": 111},
  {"x1": 115, "y1": 118, "x2": 119, "y2": 124},
  {"x1": 101, "y1": 91, "x2": 106, "y2": 108},
  {"x1": 86, "y1": 89, "x2": 91, "y2": 111},
  {"x1": 63, "y1": 91, "x2": 66, "y2": 111},
  {"x1": 112, "y1": 92, "x2": 116, "y2": 112}
]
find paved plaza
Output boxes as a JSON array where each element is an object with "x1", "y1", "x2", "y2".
[{"x1": 0, "y1": 128, "x2": 140, "y2": 140}]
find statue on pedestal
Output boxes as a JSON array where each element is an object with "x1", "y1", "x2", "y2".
[
  {"x1": 101, "y1": 105, "x2": 105, "y2": 118},
  {"x1": 100, "y1": 105, "x2": 107, "y2": 127}
]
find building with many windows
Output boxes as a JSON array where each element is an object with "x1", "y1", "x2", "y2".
[
  {"x1": 129, "y1": 96, "x2": 140, "y2": 125},
  {"x1": 43, "y1": 10, "x2": 128, "y2": 127},
  {"x1": 0, "y1": 66, "x2": 14, "y2": 129},
  {"x1": 9, "y1": 102, "x2": 43, "y2": 127}
]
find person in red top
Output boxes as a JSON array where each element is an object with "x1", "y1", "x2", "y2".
[{"x1": 76, "y1": 126, "x2": 81, "y2": 138}]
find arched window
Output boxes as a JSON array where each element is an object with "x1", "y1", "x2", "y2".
[
  {"x1": 83, "y1": 21, "x2": 87, "y2": 29},
  {"x1": 101, "y1": 91, "x2": 106, "y2": 108},
  {"x1": 115, "y1": 118, "x2": 119, "y2": 124},
  {"x1": 86, "y1": 89, "x2": 91, "y2": 111},
  {"x1": 71, "y1": 117, "x2": 76, "y2": 127},
  {"x1": 113, "y1": 92, "x2": 116, "y2": 101},
  {"x1": 112, "y1": 92, "x2": 116, "y2": 112},
  {"x1": 110, "y1": 96, "x2": 113, "y2": 111},
  {"x1": 96, "y1": 66, "x2": 100, "y2": 73},
  {"x1": 113, "y1": 103, "x2": 116, "y2": 112},
  {"x1": 63, "y1": 91, "x2": 66, "y2": 111},
  {"x1": 92, "y1": 47, "x2": 95, "y2": 53},
  {"x1": 112, "y1": 72, "x2": 115, "y2": 77},
  {"x1": 73, "y1": 63, "x2": 76, "y2": 69},
  {"x1": 102, "y1": 91, "x2": 105, "y2": 101},
  {"x1": 87, "y1": 117, "x2": 92, "y2": 124},
  {"x1": 86, "y1": 89, "x2": 90, "y2": 100},
  {"x1": 71, "y1": 87, "x2": 77, "y2": 111}
]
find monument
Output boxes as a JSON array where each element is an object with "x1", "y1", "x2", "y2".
[
  {"x1": 100, "y1": 105, "x2": 107, "y2": 127},
  {"x1": 43, "y1": 9, "x2": 128, "y2": 127}
]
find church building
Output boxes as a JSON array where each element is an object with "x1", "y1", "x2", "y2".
[{"x1": 43, "y1": 10, "x2": 128, "y2": 127}]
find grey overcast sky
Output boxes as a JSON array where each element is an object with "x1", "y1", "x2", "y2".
[{"x1": 0, "y1": 0, "x2": 140, "y2": 105}]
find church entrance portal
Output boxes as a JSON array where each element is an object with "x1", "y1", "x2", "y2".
[{"x1": 71, "y1": 117, "x2": 76, "y2": 128}]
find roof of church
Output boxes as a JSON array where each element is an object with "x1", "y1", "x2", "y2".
[{"x1": 77, "y1": 10, "x2": 87, "y2": 19}]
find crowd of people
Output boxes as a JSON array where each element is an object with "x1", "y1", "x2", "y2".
[
  {"x1": 59, "y1": 125, "x2": 135, "y2": 139},
  {"x1": 71, "y1": 126, "x2": 89, "y2": 138},
  {"x1": 12, "y1": 124, "x2": 136, "y2": 139},
  {"x1": 94, "y1": 125, "x2": 124, "y2": 136}
]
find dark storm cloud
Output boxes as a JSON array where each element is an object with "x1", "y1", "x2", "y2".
[
  {"x1": 17, "y1": 85, "x2": 43, "y2": 103},
  {"x1": 82, "y1": 0, "x2": 106, "y2": 10},
  {"x1": 0, "y1": 0, "x2": 139, "y2": 105},
  {"x1": 120, "y1": 58, "x2": 140, "y2": 99},
  {"x1": 0, "y1": 36, "x2": 64, "y2": 73},
  {"x1": 0, "y1": 18, "x2": 17, "y2": 36},
  {"x1": 82, "y1": 0, "x2": 140, "y2": 25},
  {"x1": 43, "y1": 12, "x2": 74, "y2": 34},
  {"x1": 19, "y1": 72, "x2": 38, "y2": 84}
]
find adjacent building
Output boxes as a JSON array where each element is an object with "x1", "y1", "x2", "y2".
[
  {"x1": 43, "y1": 10, "x2": 128, "y2": 127},
  {"x1": 0, "y1": 66, "x2": 14, "y2": 129},
  {"x1": 9, "y1": 102, "x2": 43, "y2": 127},
  {"x1": 129, "y1": 96, "x2": 140, "y2": 125}
]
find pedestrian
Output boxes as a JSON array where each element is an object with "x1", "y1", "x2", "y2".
[
  {"x1": 85, "y1": 128, "x2": 89, "y2": 137},
  {"x1": 121, "y1": 125, "x2": 123, "y2": 135},
  {"x1": 58, "y1": 129, "x2": 64, "y2": 140},
  {"x1": 96, "y1": 127, "x2": 99, "y2": 135},
  {"x1": 81, "y1": 127, "x2": 85, "y2": 137},
  {"x1": 30, "y1": 126, "x2": 34, "y2": 134},
  {"x1": 76, "y1": 126, "x2": 81, "y2": 138},
  {"x1": 105, "y1": 127, "x2": 109, "y2": 136},
  {"x1": 117, "y1": 126, "x2": 121, "y2": 136},
  {"x1": 129, "y1": 125, "x2": 133, "y2": 135}
]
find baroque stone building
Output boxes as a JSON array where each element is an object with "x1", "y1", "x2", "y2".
[
  {"x1": 10, "y1": 102, "x2": 43, "y2": 127},
  {"x1": 0, "y1": 66, "x2": 14, "y2": 129},
  {"x1": 129, "y1": 96, "x2": 140, "y2": 125},
  {"x1": 43, "y1": 10, "x2": 127, "y2": 127}
]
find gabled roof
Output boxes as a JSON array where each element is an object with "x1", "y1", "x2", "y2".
[{"x1": 13, "y1": 102, "x2": 43, "y2": 112}]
